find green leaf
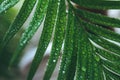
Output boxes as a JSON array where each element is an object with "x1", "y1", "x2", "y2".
[
  {"x1": 73, "y1": 0, "x2": 120, "y2": 9},
  {"x1": 95, "y1": 48, "x2": 120, "y2": 63},
  {"x1": 43, "y1": 0, "x2": 66, "y2": 80},
  {"x1": 102, "y1": 60, "x2": 120, "y2": 77},
  {"x1": 27, "y1": 0, "x2": 61, "y2": 80},
  {"x1": 95, "y1": 48, "x2": 120, "y2": 79},
  {"x1": 1, "y1": 0, "x2": 120, "y2": 79},
  {"x1": 0, "y1": 0, "x2": 19, "y2": 13},
  {"x1": 76, "y1": 16, "x2": 120, "y2": 56},
  {"x1": 76, "y1": 15, "x2": 120, "y2": 44},
  {"x1": 89, "y1": 34, "x2": 120, "y2": 56},
  {"x1": 0, "y1": 0, "x2": 37, "y2": 48},
  {"x1": 76, "y1": 14, "x2": 120, "y2": 79},
  {"x1": 75, "y1": 19, "x2": 96, "y2": 80},
  {"x1": 76, "y1": 9, "x2": 120, "y2": 28},
  {"x1": 103, "y1": 65, "x2": 120, "y2": 79},
  {"x1": 57, "y1": 7, "x2": 74, "y2": 80},
  {"x1": 65, "y1": 17, "x2": 78, "y2": 80},
  {"x1": 86, "y1": 23, "x2": 120, "y2": 43},
  {"x1": 9, "y1": 0, "x2": 49, "y2": 67}
]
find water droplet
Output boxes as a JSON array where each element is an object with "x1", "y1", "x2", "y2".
[
  {"x1": 95, "y1": 55, "x2": 100, "y2": 62},
  {"x1": 62, "y1": 71, "x2": 65, "y2": 74},
  {"x1": 82, "y1": 67, "x2": 86, "y2": 72},
  {"x1": 56, "y1": 48, "x2": 59, "y2": 51},
  {"x1": 53, "y1": 60, "x2": 56, "y2": 62}
]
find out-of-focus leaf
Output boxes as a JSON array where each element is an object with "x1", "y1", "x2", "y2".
[
  {"x1": 9, "y1": 0, "x2": 49, "y2": 67},
  {"x1": 0, "y1": 0, "x2": 19, "y2": 13},
  {"x1": 0, "y1": 0, "x2": 37, "y2": 48}
]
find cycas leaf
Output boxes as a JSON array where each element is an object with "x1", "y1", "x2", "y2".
[
  {"x1": 89, "y1": 34, "x2": 120, "y2": 56},
  {"x1": 87, "y1": 32, "x2": 120, "y2": 80},
  {"x1": 103, "y1": 66, "x2": 120, "y2": 80},
  {"x1": 84, "y1": 22, "x2": 120, "y2": 43},
  {"x1": 0, "y1": 0, "x2": 37, "y2": 49},
  {"x1": 43, "y1": 0, "x2": 66, "y2": 80},
  {"x1": 9, "y1": 0, "x2": 49, "y2": 67},
  {"x1": 76, "y1": 9, "x2": 120, "y2": 28},
  {"x1": 76, "y1": 15, "x2": 120, "y2": 80},
  {"x1": 1, "y1": 0, "x2": 120, "y2": 80},
  {"x1": 27, "y1": 0, "x2": 60, "y2": 80},
  {"x1": 75, "y1": 18, "x2": 96, "y2": 80},
  {"x1": 74, "y1": 3, "x2": 120, "y2": 79},
  {"x1": 95, "y1": 48, "x2": 120, "y2": 79},
  {"x1": 95, "y1": 48, "x2": 120, "y2": 63},
  {"x1": 0, "y1": 0, "x2": 19, "y2": 13},
  {"x1": 72, "y1": 0, "x2": 120, "y2": 10},
  {"x1": 65, "y1": 17, "x2": 79, "y2": 80},
  {"x1": 57, "y1": 6, "x2": 74, "y2": 80}
]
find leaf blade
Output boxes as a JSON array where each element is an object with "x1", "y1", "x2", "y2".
[
  {"x1": 0, "y1": 0, "x2": 19, "y2": 13},
  {"x1": 9, "y1": 0, "x2": 49, "y2": 67},
  {"x1": 1, "y1": 0, "x2": 37, "y2": 48},
  {"x1": 73, "y1": 0, "x2": 120, "y2": 9},
  {"x1": 76, "y1": 9, "x2": 120, "y2": 28},
  {"x1": 27, "y1": 0, "x2": 61, "y2": 79},
  {"x1": 43, "y1": 0, "x2": 66, "y2": 79},
  {"x1": 57, "y1": 7, "x2": 74, "y2": 80}
]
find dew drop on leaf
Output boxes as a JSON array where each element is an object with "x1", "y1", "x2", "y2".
[
  {"x1": 82, "y1": 67, "x2": 86, "y2": 72},
  {"x1": 53, "y1": 60, "x2": 56, "y2": 62},
  {"x1": 62, "y1": 71, "x2": 65, "y2": 74},
  {"x1": 95, "y1": 55, "x2": 100, "y2": 62}
]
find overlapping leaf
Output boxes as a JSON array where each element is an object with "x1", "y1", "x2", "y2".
[
  {"x1": 9, "y1": 0, "x2": 49, "y2": 67},
  {"x1": 1, "y1": 0, "x2": 120, "y2": 80},
  {"x1": 74, "y1": 3, "x2": 120, "y2": 80},
  {"x1": 27, "y1": 0, "x2": 60, "y2": 80},
  {"x1": 43, "y1": 0, "x2": 66, "y2": 80},
  {"x1": 76, "y1": 9, "x2": 120, "y2": 28},
  {"x1": 0, "y1": 0, "x2": 19, "y2": 13},
  {"x1": 0, "y1": 0, "x2": 37, "y2": 49},
  {"x1": 57, "y1": 7, "x2": 74, "y2": 80},
  {"x1": 72, "y1": 0, "x2": 120, "y2": 9}
]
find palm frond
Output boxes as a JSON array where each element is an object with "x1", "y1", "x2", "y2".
[{"x1": 0, "y1": 0, "x2": 120, "y2": 80}]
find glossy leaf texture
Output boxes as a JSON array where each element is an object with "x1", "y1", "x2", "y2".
[
  {"x1": 58, "y1": 6, "x2": 74, "y2": 80},
  {"x1": 27, "y1": 0, "x2": 61, "y2": 80},
  {"x1": 0, "y1": 0, "x2": 19, "y2": 13},
  {"x1": 76, "y1": 9, "x2": 120, "y2": 28},
  {"x1": 1, "y1": 0, "x2": 120, "y2": 80},
  {"x1": 9, "y1": 0, "x2": 49, "y2": 67},
  {"x1": 43, "y1": 0, "x2": 66, "y2": 80},
  {"x1": 73, "y1": 0, "x2": 120, "y2": 79}
]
